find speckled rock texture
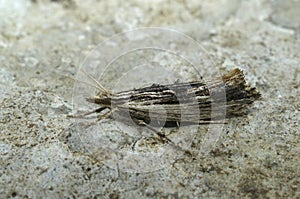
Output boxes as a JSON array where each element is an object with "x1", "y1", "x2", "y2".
[{"x1": 0, "y1": 0, "x2": 299, "y2": 198}]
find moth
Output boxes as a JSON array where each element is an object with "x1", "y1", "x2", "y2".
[{"x1": 71, "y1": 68, "x2": 260, "y2": 131}]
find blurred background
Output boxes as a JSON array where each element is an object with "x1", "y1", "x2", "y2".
[{"x1": 0, "y1": 0, "x2": 299, "y2": 198}]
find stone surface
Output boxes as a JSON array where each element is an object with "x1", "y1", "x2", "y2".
[{"x1": 0, "y1": 0, "x2": 299, "y2": 198}]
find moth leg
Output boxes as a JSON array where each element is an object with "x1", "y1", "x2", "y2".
[
  {"x1": 136, "y1": 120, "x2": 191, "y2": 155},
  {"x1": 68, "y1": 107, "x2": 108, "y2": 118},
  {"x1": 136, "y1": 120, "x2": 172, "y2": 143},
  {"x1": 83, "y1": 109, "x2": 114, "y2": 128}
]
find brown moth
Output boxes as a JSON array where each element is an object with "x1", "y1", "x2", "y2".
[{"x1": 72, "y1": 68, "x2": 261, "y2": 130}]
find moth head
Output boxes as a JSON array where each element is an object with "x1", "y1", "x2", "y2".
[{"x1": 86, "y1": 92, "x2": 111, "y2": 106}]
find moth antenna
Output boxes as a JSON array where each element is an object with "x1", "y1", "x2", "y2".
[
  {"x1": 80, "y1": 69, "x2": 110, "y2": 94},
  {"x1": 62, "y1": 74, "x2": 104, "y2": 91}
]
